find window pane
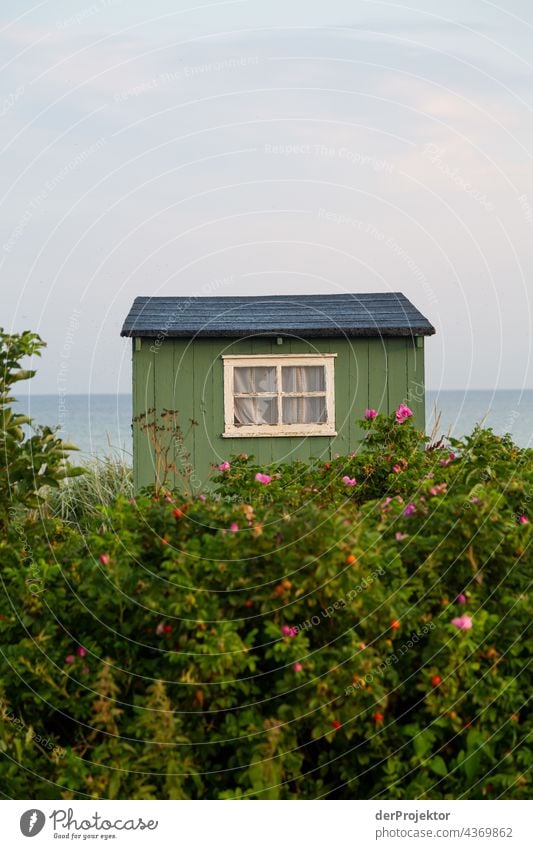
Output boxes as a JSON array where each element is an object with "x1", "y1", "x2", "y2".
[
  {"x1": 282, "y1": 396, "x2": 327, "y2": 424},
  {"x1": 234, "y1": 396, "x2": 278, "y2": 425},
  {"x1": 282, "y1": 365, "x2": 325, "y2": 393},
  {"x1": 234, "y1": 366, "x2": 277, "y2": 393}
]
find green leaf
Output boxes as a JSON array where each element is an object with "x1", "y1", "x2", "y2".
[
  {"x1": 430, "y1": 756, "x2": 448, "y2": 777},
  {"x1": 463, "y1": 751, "x2": 480, "y2": 783},
  {"x1": 413, "y1": 730, "x2": 434, "y2": 759}
]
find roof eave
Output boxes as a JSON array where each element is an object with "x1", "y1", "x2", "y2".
[{"x1": 121, "y1": 325, "x2": 436, "y2": 338}]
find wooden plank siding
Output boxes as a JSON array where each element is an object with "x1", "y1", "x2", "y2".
[
  {"x1": 367, "y1": 338, "x2": 388, "y2": 414},
  {"x1": 193, "y1": 338, "x2": 215, "y2": 492},
  {"x1": 386, "y1": 338, "x2": 407, "y2": 417},
  {"x1": 132, "y1": 339, "x2": 155, "y2": 492},
  {"x1": 152, "y1": 339, "x2": 177, "y2": 490},
  {"x1": 407, "y1": 337, "x2": 426, "y2": 431},
  {"x1": 132, "y1": 335, "x2": 426, "y2": 490}
]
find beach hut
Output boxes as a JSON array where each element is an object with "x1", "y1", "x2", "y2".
[{"x1": 121, "y1": 293, "x2": 435, "y2": 491}]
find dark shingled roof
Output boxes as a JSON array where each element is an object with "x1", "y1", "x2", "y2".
[{"x1": 121, "y1": 293, "x2": 435, "y2": 339}]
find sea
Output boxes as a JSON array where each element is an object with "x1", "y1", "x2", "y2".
[{"x1": 13, "y1": 391, "x2": 533, "y2": 461}]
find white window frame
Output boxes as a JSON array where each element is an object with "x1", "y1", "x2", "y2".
[{"x1": 222, "y1": 354, "x2": 337, "y2": 437}]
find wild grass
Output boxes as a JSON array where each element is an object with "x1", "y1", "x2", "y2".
[{"x1": 46, "y1": 453, "x2": 133, "y2": 526}]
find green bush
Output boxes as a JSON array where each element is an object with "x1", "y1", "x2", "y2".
[
  {"x1": 0, "y1": 410, "x2": 530, "y2": 799},
  {"x1": 0, "y1": 328, "x2": 83, "y2": 529}
]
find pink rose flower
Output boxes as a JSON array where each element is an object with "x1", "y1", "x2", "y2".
[
  {"x1": 281, "y1": 625, "x2": 292, "y2": 636},
  {"x1": 99, "y1": 554, "x2": 110, "y2": 566},
  {"x1": 395, "y1": 532, "x2": 408, "y2": 541},
  {"x1": 440, "y1": 453, "x2": 456, "y2": 467},
  {"x1": 395, "y1": 403, "x2": 413, "y2": 424},
  {"x1": 456, "y1": 593, "x2": 467, "y2": 605},
  {"x1": 293, "y1": 662, "x2": 303, "y2": 672},
  {"x1": 518, "y1": 515, "x2": 529, "y2": 524},
  {"x1": 364, "y1": 409, "x2": 377, "y2": 420},
  {"x1": 65, "y1": 655, "x2": 75, "y2": 664},
  {"x1": 218, "y1": 461, "x2": 230, "y2": 471},
  {"x1": 392, "y1": 464, "x2": 401, "y2": 474},
  {"x1": 451, "y1": 615, "x2": 472, "y2": 630},
  {"x1": 342, "y1": 476, "x2": 357, "y2": 487},
  {"x1": 76, "y1": 646, "x2": 87, "y2": 657},
  {"x1": 255, "y1": 473, "x2": 272, "y2": 484},
  {"x1": 403, "y1": 502, "x2": 416, "y2": 517},
  {"x1": 229, "y1": 522, "x2": 239, "y2": 533}
]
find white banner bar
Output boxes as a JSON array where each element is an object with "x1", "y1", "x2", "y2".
[{"x1": 2, "y1": 800, "x2": 530, "y2": 848}]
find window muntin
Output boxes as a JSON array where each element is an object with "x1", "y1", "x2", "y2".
[{"x1": 222, "y1": 354, "x2": 336, "y2": 437}]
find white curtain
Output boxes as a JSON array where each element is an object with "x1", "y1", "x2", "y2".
[
  {"x1": 282, "y1": 396, "x2": 326, "y2": 424},
  {"x1": 234, "y1": 367, "x2": 277, "y2": 425},
  {"x1": 234, "y1": 396, "x2": 277, "y2": 425},
  {"x1": 234, "y1": 367, "x2": 276, "y2": 393},
  {"x1": 281, "y1": 366, "x2": 325, "y2": 393},
  {"x1": 282, "y1": 366, "x2": 326, "y2": 424}
]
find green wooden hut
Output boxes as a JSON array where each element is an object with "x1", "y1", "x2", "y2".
[{"x1": 121, "y1": 293, "x2": 435, "y2": 491}]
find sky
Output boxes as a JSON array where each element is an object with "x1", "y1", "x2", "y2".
[{"x1": 1, "y1": 0, "x2": 533, "y2": 394}]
